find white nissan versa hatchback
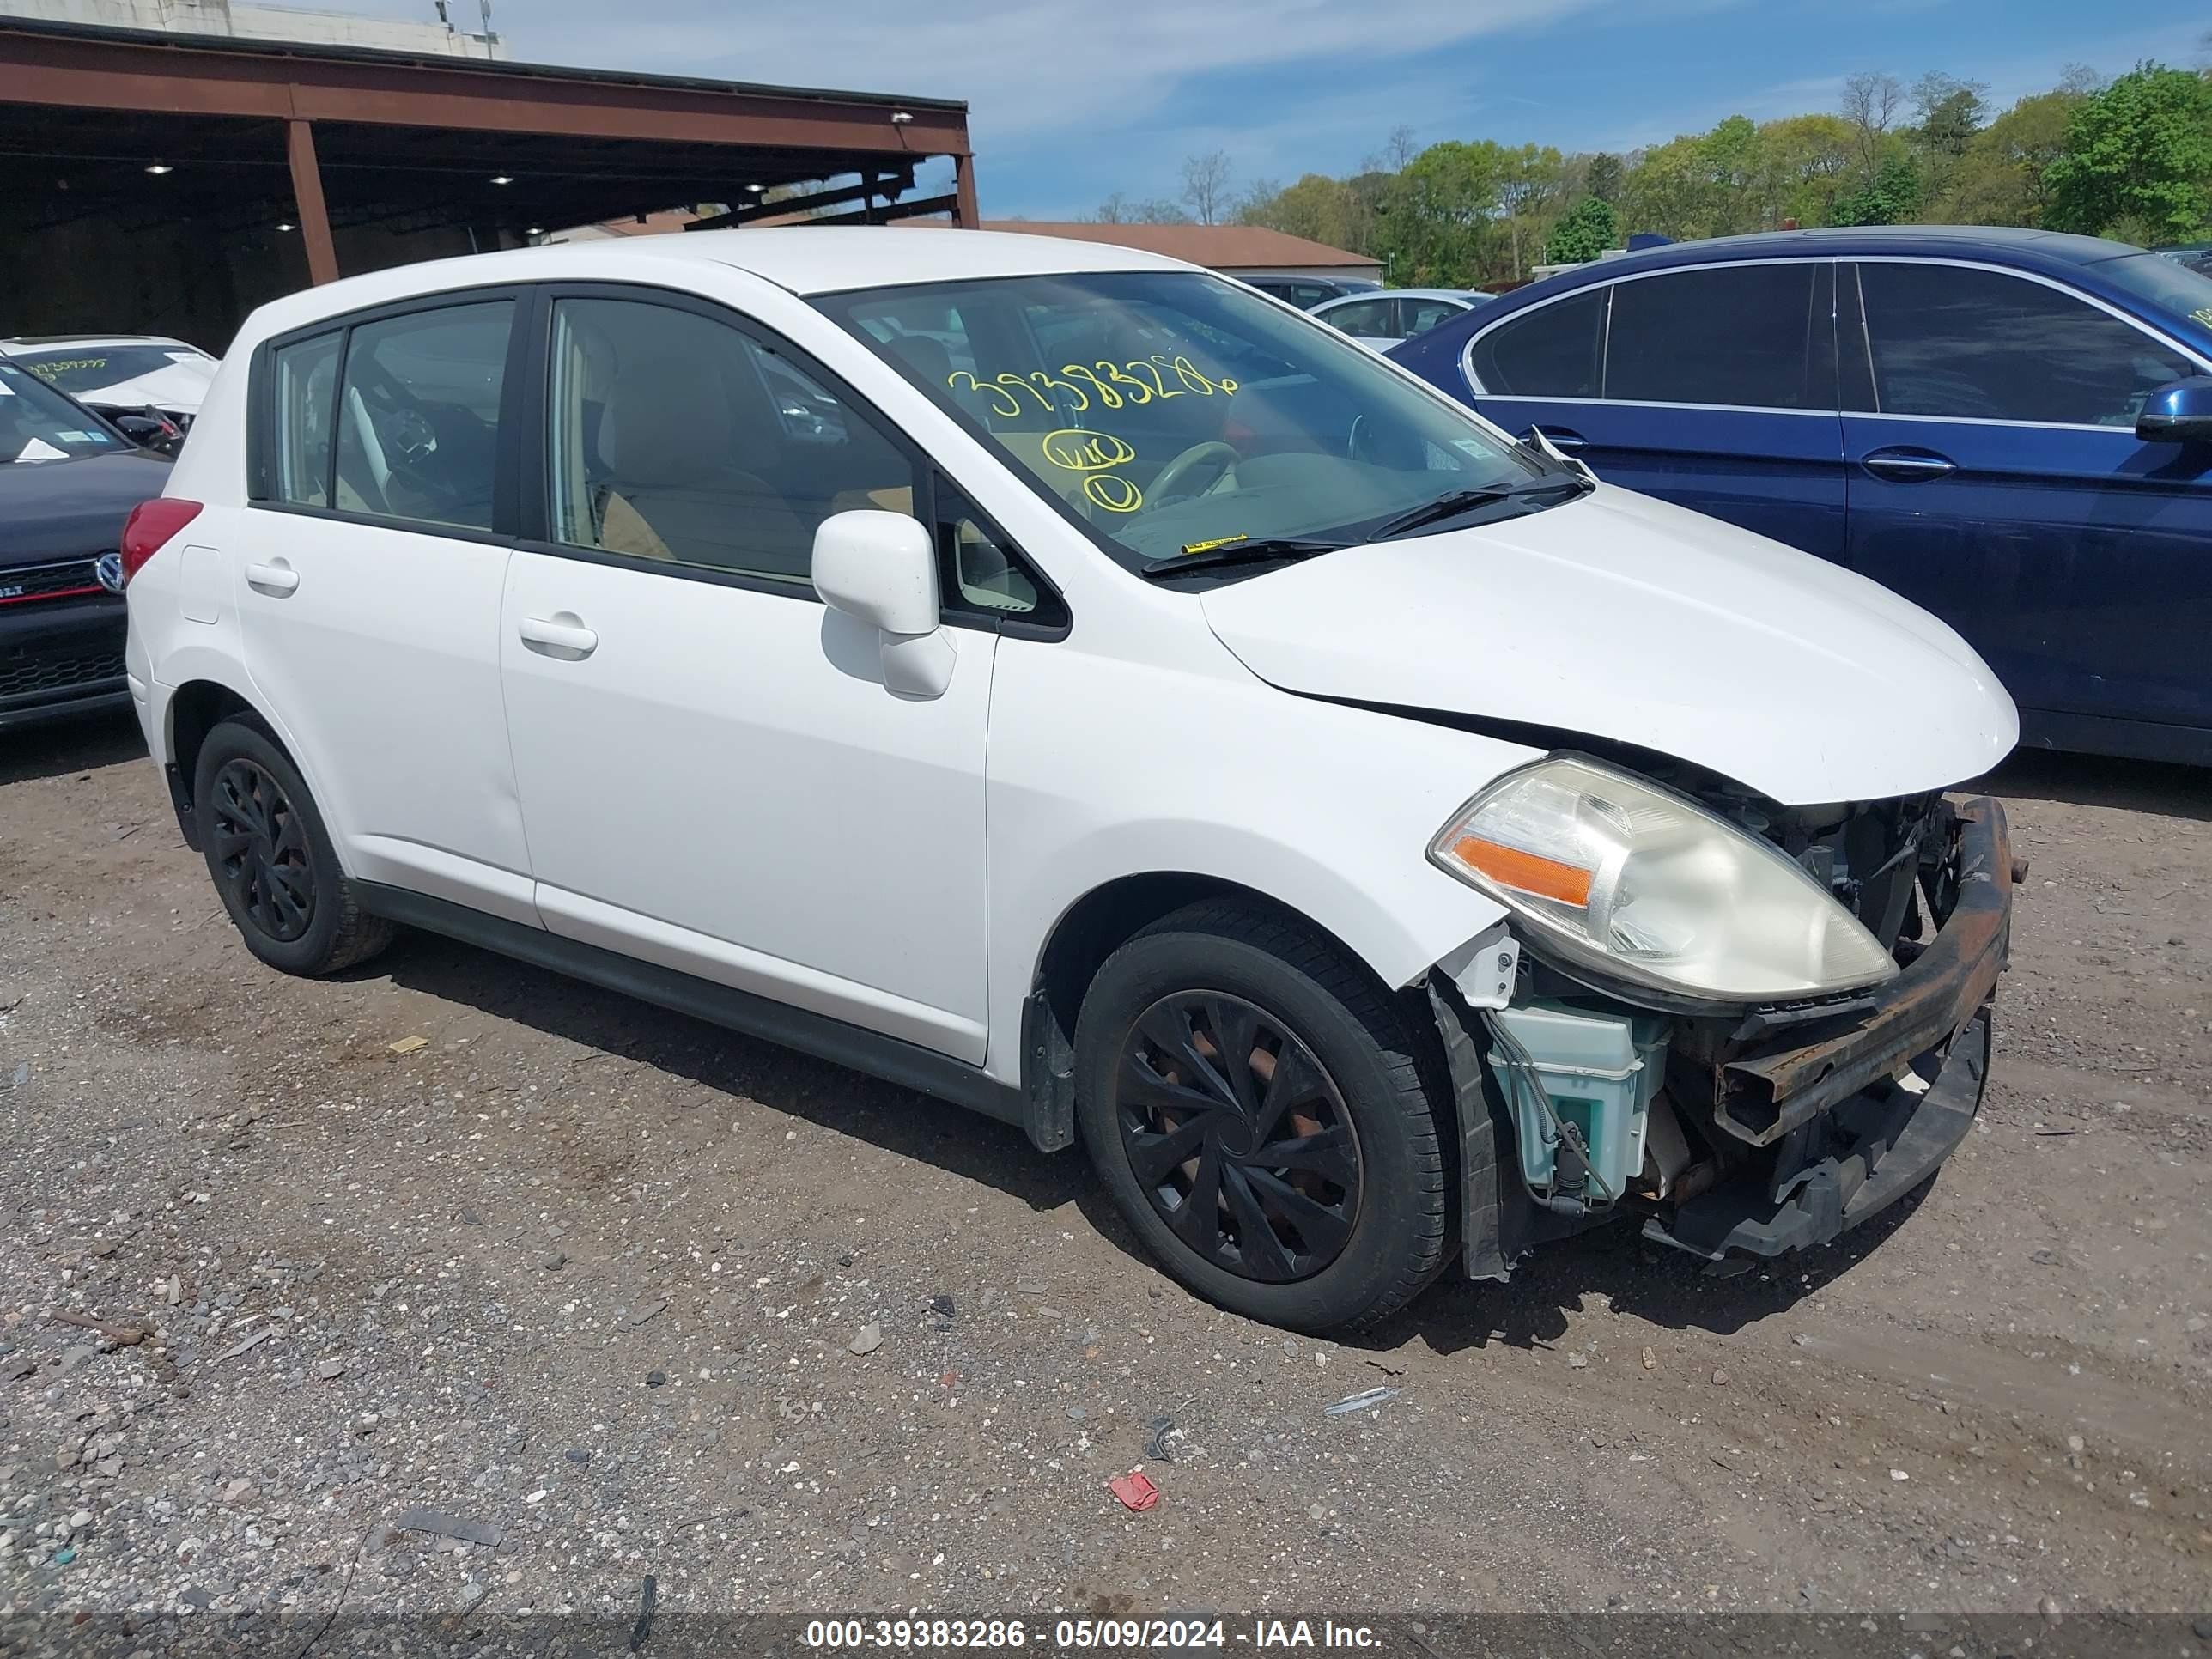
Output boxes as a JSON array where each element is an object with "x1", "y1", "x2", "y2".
[{"x1": 124, "y1": 228, "x2": 2021, "y2": 1332}]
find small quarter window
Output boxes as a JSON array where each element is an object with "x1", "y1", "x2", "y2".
[
  {"x1": 1470, "y1": 287, "x2": 1606, "y2": 397},
  {"x1": 269, "y1": 332, "x2": 341, "y2": 507}
]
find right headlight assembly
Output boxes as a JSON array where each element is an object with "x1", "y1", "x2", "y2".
[{"x1": 1429, "y1": 756, "x2": 1901, "y2": 1005}]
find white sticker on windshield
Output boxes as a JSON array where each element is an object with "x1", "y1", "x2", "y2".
[
  {"x1": 17, "y1": 437, "x2": 66, "y2": 460},
  {"x1": 0, "y1": 379, "x2": 15, "y2": 396},
  {"x1": 1450, "y1": 439, "x2": 1490, "y2": 458}
]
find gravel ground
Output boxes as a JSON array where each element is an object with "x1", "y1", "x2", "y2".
[{"x1": 1, "y1": 713, "x2": 2208, "y2": 1630}]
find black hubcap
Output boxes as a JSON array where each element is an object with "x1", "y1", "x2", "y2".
[
  {"x1": 208, "y1": 757, "x2": 315, "y2": 943},
  {"x1": 1114, "y1": 992, "x2": 1363, "y2": 1283}
]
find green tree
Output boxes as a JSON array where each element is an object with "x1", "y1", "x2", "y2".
[
  {"x1": 1495, "y1": 143, "x2": 1566, "y2": 277},
  {"x1": 1755, "y1": 113, "x2": 1856, "y2": 226},
  {"x1": 1934, "y1": 89, "x2": 2084, "y2": 225},
  {"x1": 1378, "y1": 140, "x2": 1506, "y2": 284},
  {"x1": 1239, "y1": 173, "x2": 1369, "y2": 251},
  {"x1": 1584, "y1": 151, "x2": 1624, "y2": 202},
  {"x1": 1544, "y1": 195, "x2": 1618, "y2": 263},
  {"x1": 1833, "y1": 155, "x2": 1923, "y2": 225},
  {"x1": 2045, "y1": 64, "x2": 2212, "y2": 239}
]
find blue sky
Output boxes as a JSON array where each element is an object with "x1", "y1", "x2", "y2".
[{"x1": 358, "y1": 1, "x2": 2205, "y2": 220}]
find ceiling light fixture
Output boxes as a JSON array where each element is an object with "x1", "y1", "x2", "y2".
[
  {"x1": 890, "y1": 110, "x2": 913, "y2": 125},
  {"x1": 144, "y1": 163, "x2": 174, "y2": 175},
  {"x1": 744, "y1": 183, "x2": 766, "y2": 194},
  {"x1": 490, "y1": 173, "x2": 514, "y2": 185},
  {"x1": 276, "y1": 221, "x2": 295, "y2": 231}
]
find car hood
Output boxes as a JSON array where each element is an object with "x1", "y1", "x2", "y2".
[
  {"x1": 0, "y1": 448, "x2": 172, "y2": 565},
  {"x1": 1197, "y1": 483, "x2": 2018, "y2": 805},
  {"x1": 74, "y1": 361, "x2": 213, "y2": 414}
]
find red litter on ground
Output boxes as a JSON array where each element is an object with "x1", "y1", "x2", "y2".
[{"x1": 1108, "y1": 1469, "x2": 1159, "y2": 1512}]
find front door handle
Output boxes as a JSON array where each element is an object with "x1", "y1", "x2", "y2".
[
  {"x1": 1520, "y1": 424, "x2": 1587, "y2": 452},
  {"x1": 518, "y1": 613, "x2": 598, "y2": 659},
  {"x1": 1861, "y1": 447, "x2": 1956, "y2": 483},
  {"x1": 244, "y1": 559, "x2": 298, "y2": 595}
]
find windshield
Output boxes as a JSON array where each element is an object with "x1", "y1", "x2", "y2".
[
  {"x1": 2100, "y1": 252, "x2": 2212, "y2": 334},
  {"x1": 0, "y1": 363, "x2": 125, "y2": 463},
  {"x1": 813, "y1": 270, "x2": 1553, "y2": 572},
  {"x1": 9, "y1": 343, "x2": 210, "y2": 395}
]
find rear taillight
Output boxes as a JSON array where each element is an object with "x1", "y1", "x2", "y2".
[{"x1": 118, "y1": 498, "x2": 203, "y2": 586}]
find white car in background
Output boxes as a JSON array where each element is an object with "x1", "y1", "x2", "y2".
[
  {"x1": 119, "y1": 228, "x2": 2018, "y2": 1332},
  {"x1": 1310, "y1": 288, "x2": 1492, "y2": 349},
  {"x1": 0, "y1": 334, "x2": 219, "y2": 442}
]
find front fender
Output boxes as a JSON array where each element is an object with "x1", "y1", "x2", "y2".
[{"x1": 982, "y1": 641, "x2": 1535, "y2": 1087}]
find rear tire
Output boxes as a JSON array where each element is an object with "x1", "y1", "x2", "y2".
[
  {"x1": 1074, "y1": 900, "x2": 1449, "y2": 1334},
  {"x1": 193, "y1": 717, "x2": 392, "y2": 977}
]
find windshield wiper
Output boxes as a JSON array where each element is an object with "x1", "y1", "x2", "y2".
[
  {"x1": 1139, "y1": 538, "x2": 1345, "y2": 579},
  {"x1": 1365, "y1": 473, "x2": 1591, "y2": 543}
]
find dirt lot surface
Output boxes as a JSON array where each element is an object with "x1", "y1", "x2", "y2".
[{"x1": 2, "y1": 712, "x2": 2208, "y2": 1631}]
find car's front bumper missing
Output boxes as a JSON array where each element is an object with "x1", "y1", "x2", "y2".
[
  {"x1": 1439, "y1": 796, "x2": 2014, "y2": 1278},
  {"x1": 1648, "y1": 795, "x2": 2012, "y2": 1261}
]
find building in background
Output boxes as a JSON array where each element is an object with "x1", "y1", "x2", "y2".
[
  {"x1": 0, "y1": 14, "x2": 975, "y2": 347},
  {"x1": 0, "y1": 0, "x2": 502, "y2": 57}
]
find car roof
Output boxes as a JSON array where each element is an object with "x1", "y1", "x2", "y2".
[
  {"x1": 1314, "y1": 287, "x2": 1474, "y2": 308},
  {"x1": 1498, "y1": 225, "x2": 2142, "y2": 303}
]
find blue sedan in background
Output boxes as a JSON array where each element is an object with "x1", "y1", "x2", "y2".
[{"x1": 1390, "y1": 227, "x2": 2212, "y2": 766}]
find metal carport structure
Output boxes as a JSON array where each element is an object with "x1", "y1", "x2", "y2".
[{"x1": 0, "y1": 16, "x2": 976, "y2": 345}]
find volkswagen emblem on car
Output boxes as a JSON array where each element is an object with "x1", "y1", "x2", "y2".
[{"x1": 94, "y1": 552, "x2": 125, "y2": 594}]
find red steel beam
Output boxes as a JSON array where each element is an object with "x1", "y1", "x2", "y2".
[{"x1": 284, "y1": 116, "x2": 338, "y2": 283}]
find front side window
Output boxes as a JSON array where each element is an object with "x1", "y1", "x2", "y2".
[
  {"x1": 270, "y1": 332, "x2": 341, "y2": 507},
  {"x1": 1856, "y1": 263, "x2": 2192, "y2": 426},
  {"x1": 1468, "y1": 287, "x2": 1606, "y2": 398},
  {"x1": 1605, "y1": 263, "x2": 1832, "y2": 410},
  {"x1": 333, "y1": 301, "x2": 512, "y2": 529},
  {"x1": 546, "y1": 296, "x2": 917, "y2": 584},
  {"x1": 817, "y1": 270, "x2": 1547, "y2": 571},
  {"x1": 1402, "y1": 296, "x2": 1465, "y2": 335},
  {"x1": 0, "y1": 362, "x2": 124, "y2": 463}
]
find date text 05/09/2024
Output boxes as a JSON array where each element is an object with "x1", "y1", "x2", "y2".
[{"x1": 801, "y1": 1617, "x2": 1383, "y2": 1650}]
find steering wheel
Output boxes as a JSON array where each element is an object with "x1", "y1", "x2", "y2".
[{"x1": 1150, "y1": 441, "x2": 1239, "y2": 507}]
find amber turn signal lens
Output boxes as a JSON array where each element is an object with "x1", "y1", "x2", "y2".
[{"x1": 1450, "y1": 835, "x2": 1594, "y2": 908}]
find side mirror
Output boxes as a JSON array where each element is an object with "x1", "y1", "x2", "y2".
[
  {"x1": 811, "y1": 509, "x2": 955, "y2": 698},
  {"x1": 2136, "y1": 375, "x2": 2212, "y2": 446}
]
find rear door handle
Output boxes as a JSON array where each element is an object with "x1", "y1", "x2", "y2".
[
  {"x1": 1520, "y1": 424, "x2": 1587, "y2": 452},
  {"x1": 1861, "y1": 447, "x2": 1956, "y2": 482},
  {"x1": 518, "y1": 613, "x2": 598, "y2": 659},
  {"x1": 244, "y1": 559, "x2": 298, "y2": 595}
]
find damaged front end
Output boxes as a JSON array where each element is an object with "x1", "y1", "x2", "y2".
[{"x1": 1432, "y1": 785, "x2": 2015, "y2": 1279}]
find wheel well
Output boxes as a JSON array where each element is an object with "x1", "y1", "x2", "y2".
[
  {"x1": 1022, "y1": 872, "x2": 1454, "y2": 1177},
  {"x1": 167, "y1": 680, "x2": 261, "y2": 802}
]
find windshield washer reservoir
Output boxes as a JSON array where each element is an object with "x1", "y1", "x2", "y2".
[{"x1": 1488, "y1": 1000, "x2": 1669, "y2": 1200}]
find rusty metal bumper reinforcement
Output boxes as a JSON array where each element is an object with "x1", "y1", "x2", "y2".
[{"x1": 1646, "y1": 795, "x2": 2014, "y2": 1261}]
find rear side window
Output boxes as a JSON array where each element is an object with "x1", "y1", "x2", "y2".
[
  {"x1": 1855, "y1": 263, "x2": 2193, "y2": 426},
  {"x1": 270, "y1": 333, "x2": 340, "y2": 507},
  {"x1": 545, "y1": 295, "x2": 918, "y2": 586},
  {"x1": 1324, "y1": 299, "x2": 1395, "y2": 337},
  {"x1": 1469, "y1": 287, "x2": 1606, "y2": 397},
  {"x1": 1605, "y1": 264, "x2": 1832, "y2": 410},
  {"x1": 332, "y1": 301, "x2": 513, "y2": 530}
]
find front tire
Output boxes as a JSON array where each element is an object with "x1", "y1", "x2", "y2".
[
  {"x1": 1074, "y1": 900, "x2": 1449, "y2": 1333},
  {"x1": 193, "y1": 717, "x2": 392, "y2": 977}
]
